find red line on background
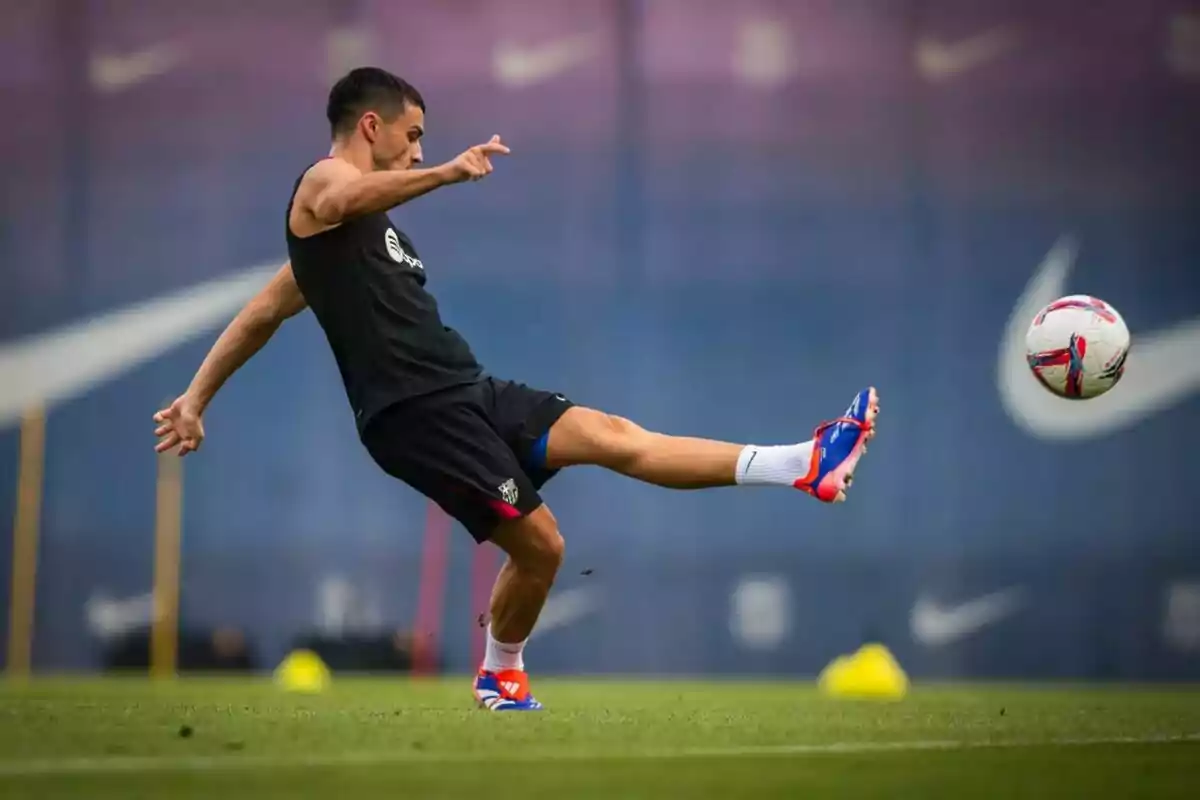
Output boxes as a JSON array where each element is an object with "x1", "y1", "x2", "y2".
[{"x1": 412, "y1": 502, "x2": 451, "y2": 676}]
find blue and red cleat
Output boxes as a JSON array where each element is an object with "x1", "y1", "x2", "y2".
[
  {"x1": 795, "y1": 387, "x2": 879, "y2": 503},
  {"x1": 473, "y1": 668, "x2": 544, "y2": 711}
]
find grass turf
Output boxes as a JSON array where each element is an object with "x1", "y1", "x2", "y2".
[{"x1": 0, "y1": 677, "x2": 1196, "y2": 798}]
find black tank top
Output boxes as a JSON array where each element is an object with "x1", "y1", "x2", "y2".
[{"x1": 285, "y1": 165, "x2": 482, "y2": 433}]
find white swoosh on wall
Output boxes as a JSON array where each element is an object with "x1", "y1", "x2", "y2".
[
  {"x1": 998, "y1": 236, "x2": 1200, "y2": 440},
  {"x1": 0, "y1": 264, "x2": 279, "y2": 429},
  {"x1": 90, "y1": 41, "x2": 187, "y2": 93},
  {"x1": 915, "y1": 26, "x2": 1019, "y2": 82},
  {"x1": 911, "y1": 587, "x2": 1025, "y2": 646},
  {"x1": 493, "y1": 33, "x2": 600, "y2": 88}
]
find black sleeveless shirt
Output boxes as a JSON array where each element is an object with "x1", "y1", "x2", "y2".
[{"x1": 285, "y1": 165, "x2": 482, "y2": 433}]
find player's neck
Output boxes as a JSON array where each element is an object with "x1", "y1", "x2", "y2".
[{"x1": 328, "y1": 139, "x2": 374, "y2": 174}]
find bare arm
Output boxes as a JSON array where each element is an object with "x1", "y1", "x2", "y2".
[
  {"x1": 304, "y1": 135, "x2": 511, "y2": 227},
  {"x1": 308, "y1": 159, "x2": 453, "y2": 226},
  {"x1": 185, "y1": 262, "x2": 306, "y2": 412},
  {"x1": 154, "y1": 263, "x2": 306, "y2": 455}
]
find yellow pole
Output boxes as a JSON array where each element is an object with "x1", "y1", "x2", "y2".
[
  {"x1": 7, "y1": 406, "x2": 46, "y2": 679},
  {"x1": 150, "y1": 447, "x2": 183, "y2": 679}
]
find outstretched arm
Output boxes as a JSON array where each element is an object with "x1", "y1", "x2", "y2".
[
  {"x1": 153, "y1": 262, "x2": 307, "y2": 455},
  {"x1": 302, "y1": 136, "x2": 511, "y2": 227}
]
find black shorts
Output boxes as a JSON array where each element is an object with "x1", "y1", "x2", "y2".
[{"x1": 361, "y1": 377, "x2": 575, "y2": 543}]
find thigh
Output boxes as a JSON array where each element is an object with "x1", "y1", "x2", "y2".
[
  {"x1": 483, "y1": 378, "x2": 575, "y2": 488},
  {"x1": 362, "y1": 394, "x2": 544, "y2": 544},
  {"x1": 539, "y1": 406, "x2": 648, "y2": 470}
]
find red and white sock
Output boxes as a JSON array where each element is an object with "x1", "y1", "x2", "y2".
[
  {"x1": 483, "y1": 625, "x2": 526, "y2": 672},
  {"x1": 734, "y1": 441, "x2": 815, "y2": 487}
]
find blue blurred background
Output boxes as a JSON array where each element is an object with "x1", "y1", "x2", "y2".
[{"x1": 1, "y1": 0, "x2": 1198, "y2": 679}]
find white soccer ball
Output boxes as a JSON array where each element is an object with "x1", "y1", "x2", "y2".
[{"x1": 1025, "y1": 295, "x2": 1130, "y2": 399}]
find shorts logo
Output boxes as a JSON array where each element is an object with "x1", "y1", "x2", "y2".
[
  {"x1": 498, "y1": 478, "x2": 520, "y2": 506},
  {"x1": 385, "y1": 228, "x2": 424, "y2": 270}
]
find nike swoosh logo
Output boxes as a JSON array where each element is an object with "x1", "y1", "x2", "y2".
[
  {"x1": 90, "y1": 41, "x2": 186, "y2": 93},
  {"x1": 492, "y1": 33, "x2": 599, "y2": 88},
  {"x1": 910, "y1": 587, "x2": 1025, "y2": 646},
  {"x1": 998, "y1": 236, "x2": 1200, "y2": 440},
  {"x1": 0, "y1": 264, "x2": 279, "y2": 429},
  {"x1": 915, "y1": 27, "x2": 1018, "y2": 81},
  {"x1": 528, "y1": 586, "x2": 599, "y2": 640}
]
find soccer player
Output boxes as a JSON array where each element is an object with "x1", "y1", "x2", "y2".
[{"x1": 153, "y1": 67, "x2": 879, "y2": 711}]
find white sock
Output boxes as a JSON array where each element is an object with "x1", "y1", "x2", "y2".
[
  {"x1": 735, "y1": 440, "x2": 815, "y2": 487},
  {"x1": 483, "y1": 625, "x2": 526, "y2": 672}
]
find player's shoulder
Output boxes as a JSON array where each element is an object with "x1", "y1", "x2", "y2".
[{"x1": 300, "y1": 157, "x2": 361, "y2": 189}]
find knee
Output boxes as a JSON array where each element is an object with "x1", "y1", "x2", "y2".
[
  {"x1": 589, "y1": 413, "x2": 651, "y2": 465},
  {"x1": 548, "y1": 407, "x2": 653, "y2": 469},
  {"x1": 528, "y1": 523, "x2": 565, "y2": 578},
  {"x1": 504, "y1": 507, "x2": 565, "y2": 581},
  {"x1": 603, "y1": 414, "x2": 644, "y2": 440}
]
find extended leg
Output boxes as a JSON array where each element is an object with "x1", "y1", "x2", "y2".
[
  {"x1": 545, "y1": 411, "x2": 743, "y2": 488},
  {"x1": 543, "y1": 387, "x2": 879, "y2": 502}
]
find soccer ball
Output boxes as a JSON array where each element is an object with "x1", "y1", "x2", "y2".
[{"x1": 1025, "y1": 295, "x2": 1130, "y2": 399}]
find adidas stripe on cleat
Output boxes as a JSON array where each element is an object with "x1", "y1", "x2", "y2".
[{"x1": 473, "y1": 668, "x2": 544, "y2": 711}]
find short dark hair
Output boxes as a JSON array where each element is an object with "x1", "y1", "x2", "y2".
[{"x1": 326, "y1": 67, "x2": 425, "y2": 137}]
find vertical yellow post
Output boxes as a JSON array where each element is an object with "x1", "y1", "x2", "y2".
[
  {"x1": 150, "y1": 448, "x2": 183, "y2": 679},
  {"x1": 7, "y1": 406, "x2": 46, "y2": 680}
]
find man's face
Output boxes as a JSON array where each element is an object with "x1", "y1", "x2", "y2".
[{"x1": 364, "y1": 103, "x2": 425, "y2": 171}]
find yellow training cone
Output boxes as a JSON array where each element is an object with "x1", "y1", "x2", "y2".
[
  {"x1": 274, "y1": 649, "x2": 331, "y2": 694},
  {"x1": 818, "y1": 643, "x2": 908, "y2": 701}
]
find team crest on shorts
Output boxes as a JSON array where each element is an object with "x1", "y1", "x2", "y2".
[{"x1": 498, "y1": 478, "x2": 519, "y2": 506}]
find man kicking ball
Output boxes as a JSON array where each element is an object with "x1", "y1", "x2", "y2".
[{"x1": 153, "y1": 67, "x2": 879, "y2": 711}]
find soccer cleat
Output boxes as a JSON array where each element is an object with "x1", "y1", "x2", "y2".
[
  {"x1": 795, "y1": 387, "x2": 879, "y2": 503},
  {"x1": 473, "y1": 667, "x2": 544, "y2": 711}
]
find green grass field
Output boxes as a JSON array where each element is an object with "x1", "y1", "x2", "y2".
[{"x1": 0, "y1": 677, "x2": 1196, "y2": 798}]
